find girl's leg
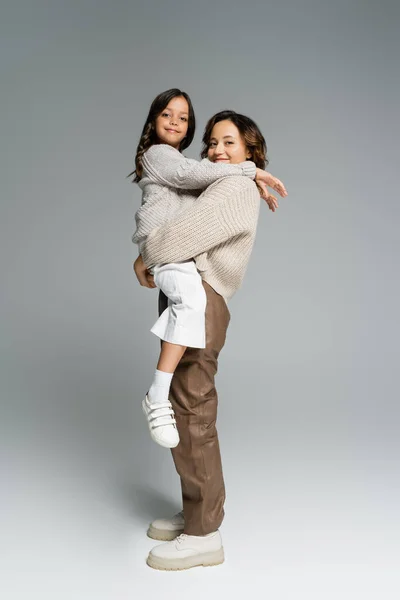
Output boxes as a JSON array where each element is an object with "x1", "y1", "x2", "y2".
[
  {"x1": 157, "y1": 341, "x2": 186, "y2": 373},
  {"x1": 147, "y1": 341, "x2": 186, "y2": 406},
  {"x1": 145, "y1": 263, "x2": 206, "y2": 449},
  {"x1": 148, "y1": 263, "x2": 206, "y2": 406}
]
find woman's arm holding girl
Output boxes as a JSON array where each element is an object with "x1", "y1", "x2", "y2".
[{"x1": 138, "y1": 176, "x2": 260, "y2": 269}]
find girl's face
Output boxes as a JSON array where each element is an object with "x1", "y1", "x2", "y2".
[
  {"x1": 155, "y1": 96, "x2": 189, "y2": 149},
  {"x1": 207, "y1": 120, "x2": 251, "y2": 164}
]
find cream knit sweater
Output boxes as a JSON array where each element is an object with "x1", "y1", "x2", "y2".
[
  {"x1": 132, "y1": 144, "x2": 261, "y2": 303},
  {"x1": 140, "y1": 175, "x2": 261, "y2": 303},
  {"x1": 131, "y1": 143, "x2": 256, "y2": 250}
]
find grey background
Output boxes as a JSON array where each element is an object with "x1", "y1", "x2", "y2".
[{"x1": 1, "y1": 0, "x2": 399, "y2": 598}]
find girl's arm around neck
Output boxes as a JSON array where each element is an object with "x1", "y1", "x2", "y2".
[{"x1": 142, "y1": 144, "x2": 256, "y2": 190}]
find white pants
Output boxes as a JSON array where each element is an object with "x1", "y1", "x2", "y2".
[{"x1": 149, "y1": 260, "x2": 207, "y2": 349}]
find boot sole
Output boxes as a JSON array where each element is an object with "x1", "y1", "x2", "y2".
[
  {"x1": 147, "y1": 525, "x2": 184, "y2": 541},
  {"x1": 146, "y1": 547, "x2": 225, "y2": 571}
]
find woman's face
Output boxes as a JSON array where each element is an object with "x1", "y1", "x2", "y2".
[
  {"x1": 207, "y1": 120, "x2": 251, "y2": 164},
  {"x1": 155, "y1": 96, "x2": 189, "y2": 149}
]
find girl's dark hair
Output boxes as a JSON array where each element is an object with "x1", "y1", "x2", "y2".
[
  {"x1": 200, "y1": 110, "x2": 268, "y2": 169},
  {"x1": 129, "y1": 88, "x2": 195, "y2": 182}
]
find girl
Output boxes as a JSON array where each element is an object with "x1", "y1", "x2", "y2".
[{"x1": 130, "y1": 89, "x2": 286, "y2": 450}]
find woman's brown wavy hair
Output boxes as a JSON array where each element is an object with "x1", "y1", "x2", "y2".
[
  {"x1": 128, "y1": 88, "x2": 196, "y2": 183},
  {"x1": 200, "y1": 110, "x2": 268, "y2": 169}
]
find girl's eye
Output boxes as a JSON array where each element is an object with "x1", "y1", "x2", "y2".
[
  {"x1": 162, "y1": 112, "x2": 170, "y2": 117},
  {"x1": 180, "y1": 117, "x2": 187, "y2": 122}
]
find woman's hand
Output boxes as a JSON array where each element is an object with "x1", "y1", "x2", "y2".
[
  {"x1": 255, "y1": 168, "x2": 287, "y2": 211},
  {"x1": 133, "y1": 254, "x2": 156, "y2": 288}
]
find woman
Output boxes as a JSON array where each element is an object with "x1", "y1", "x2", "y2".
[{"x1": 133, "y1": 110, "x2": 287, "y2": 571}]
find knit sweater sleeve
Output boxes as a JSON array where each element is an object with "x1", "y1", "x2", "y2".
[
  {"x1": 142, "y1": 144, "x2": 256, "y2": 190},
  {"x1": 141, "y1": 177, "x2": 260, "y2": 267}
]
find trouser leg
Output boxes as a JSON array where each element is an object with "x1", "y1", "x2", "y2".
[{"x1": 158, "y1": 280, "x2": 231, "y2": 535}]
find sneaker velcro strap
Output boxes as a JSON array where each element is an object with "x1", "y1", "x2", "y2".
[
  {"x1": 147, "y1": 399, "x2": 173, "y2": 410},
  {"x1": 148, "y1": 407, "x2": 175, "y2": 421},
  {"x1": 152, "y1": 418, "x2": 177, "y2": 430}
]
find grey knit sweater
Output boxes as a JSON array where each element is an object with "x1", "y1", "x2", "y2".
[
  {"x1": 140, "y1": 175, "x2": 261, "y2": 303},
  {"x1": 131, "y1": 143, "x2": 256, "y2": 252}
]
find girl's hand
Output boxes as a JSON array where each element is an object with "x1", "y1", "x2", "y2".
[
  {"x1": 255, "y1": 168, "x2": 288, "y2": 198},
  {"x1": 133, "y1": 254, "x2": 157, "y2": 288},
  {"x1": 256, "y1": 182, "x2": 279, "y2": 212}
]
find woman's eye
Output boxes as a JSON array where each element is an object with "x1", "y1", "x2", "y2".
[
  {"x1": 225, "y1": 141, "x2": 234, "y2": 145},
  {"x1": 209, "y1": 142, "x2": 216, "y2": 147}
]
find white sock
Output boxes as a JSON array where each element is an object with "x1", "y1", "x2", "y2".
[{"x1": 148, "y1": 369, "x2": 174, "y2": 405}]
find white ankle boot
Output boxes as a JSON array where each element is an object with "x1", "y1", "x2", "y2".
[
  {"x1": 147, "y1": 530, "x2": 224, "y2": 571},
  {"x1": 142, "y1": 393, "x2": 180, "y2": 448},
  {"x1": 147, "y1": 510, "x2": 184, "y2": 541}
]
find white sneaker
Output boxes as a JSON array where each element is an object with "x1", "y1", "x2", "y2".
[
  {"x1": 142, "y1": 393, "x2": 180, "y2": 448},
  {"x1": 146, "y1": 530, "x2": 224, "y2": 571},
  {"x1": 147, "y1": 510, "x2": 185, "y2": 541}
]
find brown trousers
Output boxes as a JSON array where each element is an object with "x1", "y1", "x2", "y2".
[{"x1": 158, "y1": 280, "x2": 231, "y2": 535}]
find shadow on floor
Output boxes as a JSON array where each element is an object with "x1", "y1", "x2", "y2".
[{"x1": 115, "y1": 479, "x2": 181, "y2": 525}]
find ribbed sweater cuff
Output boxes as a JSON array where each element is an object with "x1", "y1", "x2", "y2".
[{"x1": 240, "y1": 161, "x2": 256, "y2": 179}]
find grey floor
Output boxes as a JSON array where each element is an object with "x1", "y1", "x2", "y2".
[{"x1": 3, "y1": 355, "x2": 399, "y2": 600}]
